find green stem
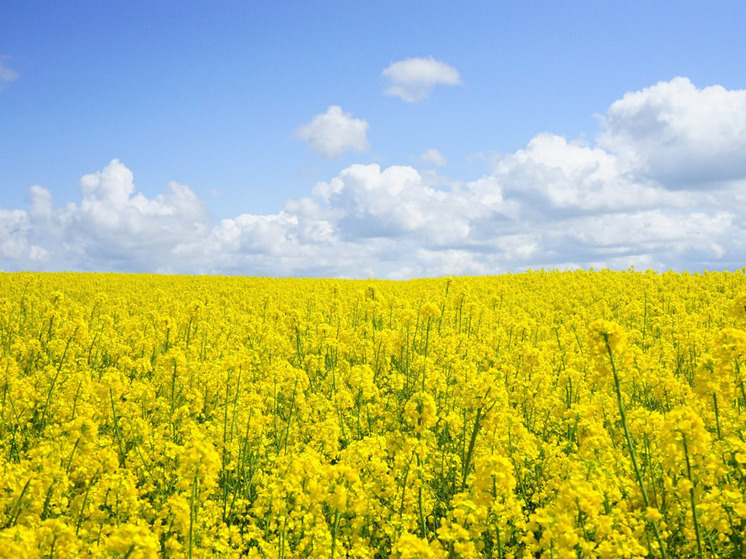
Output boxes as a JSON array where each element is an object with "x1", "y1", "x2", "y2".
[
  {"x1": 5, "y1": 478, "x2": 31, "y2": 528},
  {"x1": 713, "y1": 393, "x2": 722, "y2": 440},
  {"x1": 422, "y1": 318, "x2": 431, "y2": 392},
  {"x1": 604, "y1": 338, "x2": 667, "y2": 559},
  {"x1": 39, "y1": 333, "x2": 74, "y2": 431},
  {"x1": 682, "y1": 434, "x2": 704, "y2": 559},
  {"x1": 417, "y1": 454, "x2": 427, "y2": 539},
  {"x1": 110, "y1": 389, "x2": 126, "y2": 464},
  {"x1": 398, "y1": 459, "x2": 412, "y2": 518},
  {"x1": 189, "y1": 472, "x2": 199, "y2": 559},
  {"x1": 170, "y1": 359, "x2": 178, "y2": 439},
  {"x1": 330, "y1": 509, "x2": 340, "y2": 559},
  {"x1": 461, "y1": 407, "x2": 484, "y2": 491},
  {"x1": 76, "y1": 472, "x2": 99, "y2": 535},
  {"x1": 66, "y1": 436, "x2": 82, "y2": 474}
]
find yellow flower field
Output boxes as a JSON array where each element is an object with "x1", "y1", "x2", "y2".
[{"x1": 0, "y1": 271, "x2": 745, "y2": 558}]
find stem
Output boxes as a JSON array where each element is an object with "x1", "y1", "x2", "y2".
[
  {"x1": 398, "y1": 459, "x2": 412, "y2": 518},
  {"x1": 189, "y1": 472, "x2": 199, "y2": 559},
  {"x1": 38, "y1": 336, "x2": 72, "y2": 431},
  {"x1": 110, "y1": 389, "x2": 126, "y2": 464},
  {"x1": 170, "y1": 359, "x2": 178, "y2": 439},
  {"x1": 496, "y1": 524, "x2": 503, "y2": 559},
  {"x1": 604, "y1": 338, "x2": 667, "y2": 559},
  {"x1": 461, "y1": 407, "x2": 484, "y2": 491},
  {"x1": 66, "y1": 436, "x2": 82, "y2": 474},
  {"x1": 76, "y1": 473, "x2": 99, "y2": 535},
  {"x1": 713, "y1": 393, "x2": 722, "y2": 440},
  {"x1": 5, "y1": 478, "x2": 31, "y2": 528},
  {"x1": 422, "y1": 318, "x2": 431, "y2": 392},
  {"x1": 606, "y1": 340, "x2": 646, "y2": 502},
  {"x1": 41, "y1": 481, "x2": 55, "y2": 520},
  {"x1": 70, "y1": 380, "x2": 83, "y2": 421},
  {"x1": 281, "y1": 379, "x2": 298, "y2": 452},
  {"x1": 330, "y1": 510, "x2": 340, "y2": 559},
  {"x1": 221, "y1": 369, "x2": 232, "y2": 520},
  {"x1": 682, "y1": 434, "x2": 704, "y2": 559},
  {"x1": 417, "y1": 454, "x2": 427, "y2": 539},
  {"x1": 492, "y1": 478, "x2": 504, "y2": 559}
]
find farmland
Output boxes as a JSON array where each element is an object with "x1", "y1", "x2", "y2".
[{"x1": 0, "y1": 271, "x2": 745, "y2": 558}]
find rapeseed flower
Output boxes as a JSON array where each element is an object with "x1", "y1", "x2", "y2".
[{"x1": 0, "y1": 270, "x2": 744, "y2": 556}]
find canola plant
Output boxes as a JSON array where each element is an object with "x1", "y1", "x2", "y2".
[{"x1": 0, "y1": 271, "x2": 745, "y2": 558}]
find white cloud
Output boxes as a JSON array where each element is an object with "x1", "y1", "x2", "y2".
[
  {"x1": 557, "y1": 211, "x2": 732, "y2": 259},
  {"x1": 413, "y1": 249, "x2": 492, "y2": 277},
  {"x1": 382, "y1": 57, "x2": 462, "y2": 103},
  {"x1": 598, "y1": 77, "x2": 746, "y2": 188},
  {"x1": 419, "y1": 148, "x2": 447, "y2": 167},
  {"x1": 494, "y1": 132, "x2": 683, "y2": 212},
  {"x1": 296, "y1": 105, "x2": 369, "y2": 158},
  {"x1": 311, "y1": 163, "x2": 505, "y2": 246},
  {"x1": 0, "y1": 209, "x2": 31, "y2": 260},
  {"x1": 0, "y1": 57, "x2": 18, "y2": 91},
  {"x1": 0, "y1": 160, "x2": 210, "y2": 272},
  {"x1": 28, "y1": 186, "x2": 53, "y2": 221},
  {"x1": 2, "y1": 78, "x2": 746, "y2": 277}
]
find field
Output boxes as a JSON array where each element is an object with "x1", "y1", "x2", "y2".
[{"x1": 0, "y1": 271, "x2": 745, "y2": 558}]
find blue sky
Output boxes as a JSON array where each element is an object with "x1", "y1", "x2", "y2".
[{"x1": 2, "y1": 1, "x2": 746, "y2": 277}]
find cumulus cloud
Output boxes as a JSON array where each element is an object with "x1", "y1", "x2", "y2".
[
  {"x1": 0, "y1": 209, "x2": 33, "y2": 261},
  {"x1": 296, "y1": 105, "x2": 369, "y2": 158},
  {"x1": 382, "y1": 57, "x2": 462, "y2": 103},
  {"x1": 0, "y1": 57, "x2": 18, "y2": 91},
  {"x1": 494, "y1": 133, "x2": 682, "y2": 213},
  {"x1": 2, "y1": 78, "x2": 746, "y2": 278},
  {"x1": 598, "y1": 77, "x2": 746, "y2": 188},
  {"x1": 1, "y1": 160, "x2": 209, "y2": 273},
  {"x1": 312, "y1": 163, "x2": 495, "y2": 245}
]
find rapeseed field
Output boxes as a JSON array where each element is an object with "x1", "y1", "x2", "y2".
[{"x1": 0, "y1": 271, "x2": 745, "y2": 558}]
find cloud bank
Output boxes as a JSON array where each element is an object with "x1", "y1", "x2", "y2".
[
  {"x1": 2, "y1": 77, "x2": 745, "y2": 278},
  {"x1": 382, "y1": 57, "x2": 462, "y2": 103}
]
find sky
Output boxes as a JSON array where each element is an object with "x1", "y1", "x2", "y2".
[{"x1": 1, "y1": 1, "x2": 746, "y2": 278}]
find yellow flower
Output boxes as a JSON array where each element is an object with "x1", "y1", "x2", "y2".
[
  {"x1": 103, "y1": 522, "x2": 159, "y2": 558},
  {"x1": 587, "y1": 319, "x2": 627, "y2": 357},
  {"x1": 733, "y1": 292, "x2": 746, "y2": 320},
  {"x1": 330, "y1": 484, "x2": 348, "y2": 512},
  {"x1": 404, "y1": 392, "x2": 437, "y2": 434},
  {"x1": 1, "y1": 270, "x2": 745, "y2": 557},
  {"x1": 393, "y1": 531, "x2": 446, "y2": 558},
  {"x1": 646, "y1": 507, "x2": 663, "y2": 522},
  {"x1": 420, "y1": 302, "x2": 441, "y2": 320}
]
